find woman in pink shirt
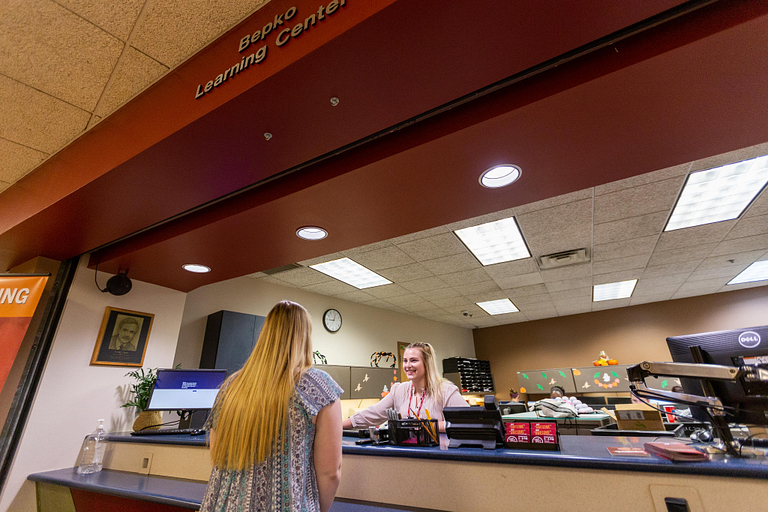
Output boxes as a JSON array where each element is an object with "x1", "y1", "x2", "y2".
[{"x1": 342, "y1": 342, "x2": 468, "y2": 432}]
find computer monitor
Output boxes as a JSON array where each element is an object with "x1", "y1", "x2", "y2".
[
  {"x1": 666, "y1": 325, "x2": 768, "y2": 426},
  {"x1": 146, "y1": 368, "x2": 227, "y2": 412}
]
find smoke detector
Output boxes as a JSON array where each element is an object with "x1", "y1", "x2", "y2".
[{"x1": 539, "y1": 248, "x2": 590, "y2": 269}]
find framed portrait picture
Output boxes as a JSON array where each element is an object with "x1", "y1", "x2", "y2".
[{"x1": 90, "y1": 307, "x2": 154, "y2": 367}]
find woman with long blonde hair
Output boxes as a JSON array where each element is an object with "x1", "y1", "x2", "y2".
[
  {"x1": 342, "y1": 342, "x2": 467, "y2": 432},
  {"x1": 201, "y1": 301, "x2": 342, "y2": 512}
]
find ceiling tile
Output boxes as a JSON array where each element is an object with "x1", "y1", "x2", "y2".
[
  {"x1": 594, "y1": 163, "x2": 690, "y2": 195},
  {"x1": 384, "y1": 294, "x2": 424, "y2": 306},
  {"x1": 94, "y1": 46, "x2": 169, "y2": 118},
  {"x1": 697, "y1": 250, "x2": 765, "y2": 271},
  {"x1": 270, "y1": 267, "x2": 330, "y2": 287},
  {"x1": 388, "y1": 225, "x2": 451, "y2": 245},
  {"x1": 463, "y1": 290, "x2": 509, "y2": 304},
  {"x1": 400, "y1": 303, "x2": 442, "y2": 314},
  {"x1": 543, "y1": 276, "x2": 592, "y2": 293},
  {"x1": 677, "y1": 277, "x2": 731, "y2": 293},
  {"x1": 0, "y1": 182, "x2": 10, "y2": 194},
  {"x1": 334, "y1": 290, "x2": 375, "y2": 303},
  {"x1": 512, "y1": 293, "x2": 554, "y2": 306},
  {"x1": 516, "y1": 199, "x2": 592, "y2": 257},
  {"x1": 348, "y1": 246, "x2": 415, "y2": 270},
  {"x1": 633, "y1": 273, "x2": 688, "y2": 296},
  {"x1": 593, "y1": 177, "x2": 683, "y2": 224},
  {"x1": 687, "y1": 266, "x2": 748, "y2": 282},
  {"x1": 416, "y1": 287, "x2": 462, "y2": 301},
  {"x1": 440, "y1": 268, "x2": 493, "y2": 287},
  {"x1": 56, "y1": 0, "x2": 145, "y2": 40},
  {"x1": 378, "y1": 263, "x2": 434, "y2": 282},
  {"x1": 418, "y1": 308, "x2": 453, "y2": 319},
  {"x1": 431, "y1": 296, "x2": 472, "y2": 309},
  {"x1": 593, "y1": 235, "x2": 657, "y2": 262},
  {"x1": 654, "y1": 221, "x2": 735, "y2": 252},
  {"x1": 363, "y1": 283, "x2": 411, "y2": 299},
  {"x1": 709, "y1": 233, "x2": 768, "y2": 257},
  {"x1": 483, "y1": 258, "x2": 540, "y2": 279},
  {"x1": 540, "y1": 264, "x2": 591, "y2": 283},
  {"x1": 440, "y1": 303, "x2": 485, "y2": 316},
  {"x1": 398, "y1": 276, "x2": 449, "y2": 293},
  {"x1": 593, "y1": 211, "x2": 668, "y2": 245},
  {"x1": 492, "y1": 271, "x2": 543, "y2": 290},
  {"x1": 130, "y1": 0, "x2": 267, "y2": 67},
  {"x1": 395, "y1": 232, "x2": 466, "y2": 261},
  {"x1": 342, "y1": 240, "x2": 394, "y2": 257},
  {"x1": 361, "y1": 298, "x2": 397, "y2": 309},
  {"x1": 642, "y1": 260, "x2": 700, "y2": 278},
  {"x1": 513, "y1": 189, "x2": 592, "y2": 215},
  {"x1": 687, "y1": 141, "x2": 768, "y2": 174},
  {"x1": 86, "y1": 114, "x2": 102, "y2": 130},
  {"x1": 488, "y1": 312, "x2": 525, "y2": 325},
  {"x1": 503, "y1": 283, "x2": 549, "y2": 298},
  {"x1": 720, "y1": 281, "x2": 768, "y2": 292},
  {"x1": 420, "y1": 252, "x2": 482, "y2": 275},
  {"x1": 0, "y1": 138, "x2": 47, "y2": 184},
  {"x1": 517, "y1": 299, "x2": 557, "y2": 312},
  {"x1": 302, "y1": 280, "x2": 357, "y2": 296},
  {"x1": 522, "y1": 309, "x2": 559, "y2": 321},
  {"x1": 630, "y1": 293, "x2": 673, "y2": 305},
  {"x1": 550, "y1": 287, "x2": 591, "y2": 300},
  {"x1": 554, "y1": 302, "x2": 592, "y2": 316},
  {"x1": 592, "y1": 269, "x2": 642, "y2": 286},
  {"x1": 592, "y1": 298, "x2": 632, "y2": 311},
  {"x1": 593, "y1": 254, "x2": 649, "y2": 275},
  {"x1": 0, "y1": 75, "x2": 90, "y2": 153},
  {"x1": 646, "y1": 244, "x2": 715, "y2": 267},
  {"x1": 0, "y1": 0, "x2": 123, "y2": 110},
  {"x1": 725, "y1": 214, "x2": 768, "y2": 240},
  {"x1": 452, "y1": 280, "x2": 501, "y2": 297},
  {"x1": 745, "y1": 189, "x2": 768, "y2": 217}
]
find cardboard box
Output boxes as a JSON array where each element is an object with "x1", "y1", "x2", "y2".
[{"x1": 614, "y1": 404, "x2": 665, "y2": 431}]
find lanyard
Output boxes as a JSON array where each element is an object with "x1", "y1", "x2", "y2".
[{"x1": 409, "y1": 383, "x2": 426, "y2": 419}]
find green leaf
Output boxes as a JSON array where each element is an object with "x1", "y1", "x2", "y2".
[
  {"x1": 661, "y1": 379, "x2": 669, "y2": 388},
  {"x1": 610, "y1": 371, "x2": 619, "y2": 378},
  {"x1": 594, "y1": 372, "x2": 601, "y2": 378},
  {"x1": 521, "y1": 373, "x2": 529, "y2": 380},
  {"x1": 536, "y1": 384, "x2": 543, "y2": 391},
  {"x1": 541, "y1": 373, "x2": 547, "y2": 379},
  {"x1": 559, "y1": 371, "x2": 566, "y2": 378}
]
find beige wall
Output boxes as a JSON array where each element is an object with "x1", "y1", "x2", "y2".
[
  {"x1": 0, "y1": 256, "x2": 187, "y2": 512},
  {"x1": 473, "y1": 286, "x2": 768, "y2": 398},
  {"x1": 174, "y1": 276, "x2": 475, "y2": 372}
]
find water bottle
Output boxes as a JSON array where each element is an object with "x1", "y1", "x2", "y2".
[{"x1": 76, "y1": 419, "x2": 107, "y2": 475}]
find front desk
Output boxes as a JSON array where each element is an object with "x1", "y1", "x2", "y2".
[{"x1": 29, "y1": 432, "x2": 768, "y2": 512}]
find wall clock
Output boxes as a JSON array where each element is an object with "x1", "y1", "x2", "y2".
[{"x1": 322, "y1": 309, "x2": 342, "y2": 333}]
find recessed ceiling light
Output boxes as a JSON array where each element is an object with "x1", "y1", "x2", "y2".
[
  {"x1": 665, "y1": 155, "x2": 768, "y2": 231},
  {"x1": 593, "y1": 280, "x2": 637, "y2": 301},
  {"x1": 183, "y1": 264, "x2": 211, "y2": 273},
  {"x1": 476, "y1": 299, "x2": 519, "y2": 315},
  {"x1": 727, "y1": 260, "x2": 768, "y2": 285},
  {"x1": 310, "y1": 257, "x2": 392, "y2": 289},
  {"x1": 454, "y1": 216, "x2": 531, "y2": 266},
  {"x1": 296, "y1": 227, "x2": 328, "y2": 240},
  {"x1": 479, "y1": 165, "x2": 521, "y2": 188}
]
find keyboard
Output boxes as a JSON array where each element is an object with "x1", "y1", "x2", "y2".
[{"x1": 130, "y1": 428, "x2": 206, "y2": 436}]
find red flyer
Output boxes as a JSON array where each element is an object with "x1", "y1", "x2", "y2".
[
  {"x1": 505, "y1": 422, "x2": 530, "y2": 443},
  {"x1": 531, "y1": 422, "x2": 557, "y2": 444},
  {"x1": 607, "y1": 446, "x2": 651, "y2": 457}
]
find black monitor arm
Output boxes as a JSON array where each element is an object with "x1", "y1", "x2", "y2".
[{"x1": 626, "y1": 361, "x2": 768, "y2": 456}]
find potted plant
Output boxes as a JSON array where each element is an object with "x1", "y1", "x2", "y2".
[{"x1": 122, "y1": 367, "x2": 162, "y2": 431}]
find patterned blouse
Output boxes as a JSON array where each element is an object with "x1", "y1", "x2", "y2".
[{"x1": 200, "y1": 368, "x2": 342, "y2": 512}]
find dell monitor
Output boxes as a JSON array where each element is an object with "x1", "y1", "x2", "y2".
[{"x1": 666, "y1": 325, "x2": 768, "y2": 426}]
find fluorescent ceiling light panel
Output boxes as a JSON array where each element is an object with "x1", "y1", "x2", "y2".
[
  {"x1": 310, "y1": 257, "x2": 392, "y2": 289},
  {"x1": 727, "y1": 260, "x2": 768, "y2": 285},
  {"x1": 476, "y1": 299, "x2": 519, "y2": 315},
  {"x1": 454, "y1": 217, "x2": 530, "y2": 265},
  {"x1": 665, "y1": 155, "x2": 768, "y2": 231},
  {"x1": 593, "y1": 280, "x2": 637, "y2": 302}
]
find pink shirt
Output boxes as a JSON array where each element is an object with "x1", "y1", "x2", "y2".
[{"x1": 349, "y1": 380, "x2": 468, "y2": 428}]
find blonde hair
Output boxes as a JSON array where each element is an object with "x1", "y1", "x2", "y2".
[
  {"x1": 211, "y1": 301, "x2": 313, "y2": 469},
  {"x1": 404, "y1": 342, "x2": 446, "y2": 404}
]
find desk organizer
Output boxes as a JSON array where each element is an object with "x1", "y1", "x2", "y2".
[{"x1": 388, "y1": 419, "x2": 439, "y2": 447}]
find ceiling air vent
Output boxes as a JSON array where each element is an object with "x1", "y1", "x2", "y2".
[
  {"x1": 539, "y1": 248, "x2": 590, "y2": 269},
  {"x1": 262, "y1": 263, "x2": 303, "y2": 275}
]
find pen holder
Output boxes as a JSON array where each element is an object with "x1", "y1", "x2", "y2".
[{"x1": 388, "y1": 418, "x2": 439, "y2": 447}]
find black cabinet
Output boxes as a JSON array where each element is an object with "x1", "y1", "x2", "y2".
[{"x1": 200, "y1": 310, "x2": 265, "y2": 375}]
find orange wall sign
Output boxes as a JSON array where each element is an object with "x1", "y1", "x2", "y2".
[{"x1": 0, "y1": 275, "x2": 48, "y2": 392}]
